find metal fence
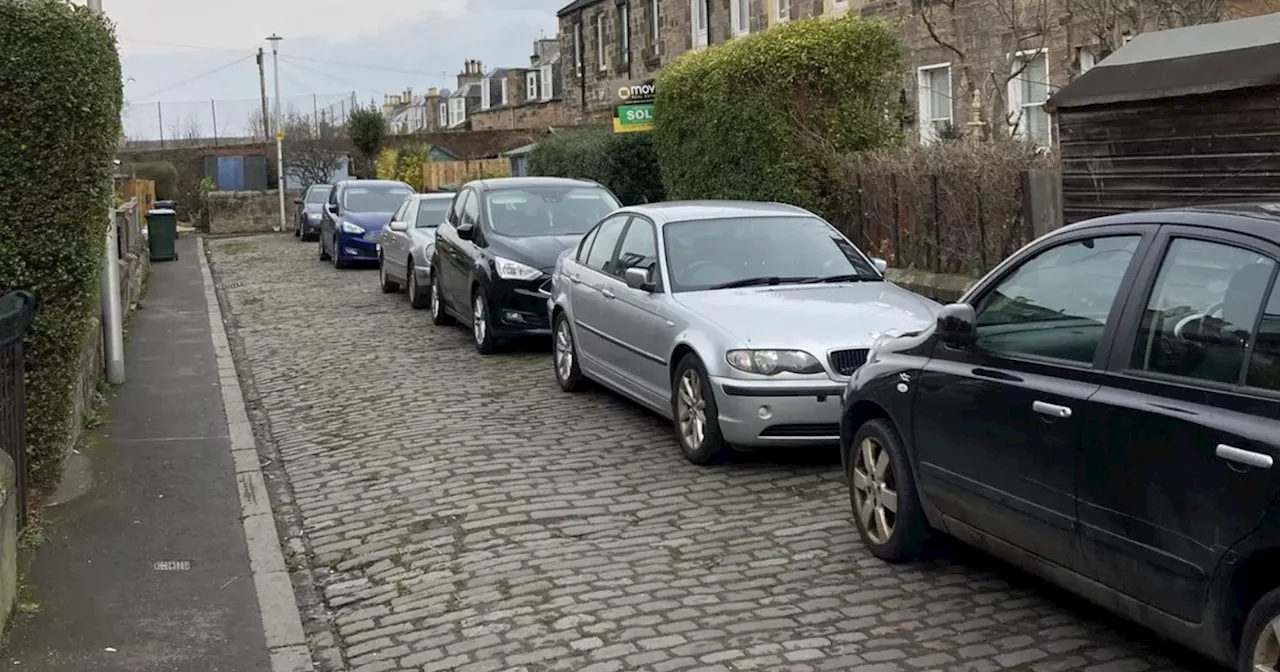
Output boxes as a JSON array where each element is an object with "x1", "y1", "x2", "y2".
[{"x1": 0, "y1": 290, "x2": 37, "y2": 531}]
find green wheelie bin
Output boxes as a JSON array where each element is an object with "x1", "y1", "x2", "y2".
[{"x1": 146, "y1": 208, "x2": 178, "y2": 262}]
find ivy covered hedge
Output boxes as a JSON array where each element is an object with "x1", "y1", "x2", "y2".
[
  {"x1": 527, "y1": 130, "x2": 664, "y2": 206},
  {"x1": 654, "y1": 16, "x2": 902, "y2": 218},
  {"x1": 0, "y1": 0, "x2": 123, "y2": 488}
]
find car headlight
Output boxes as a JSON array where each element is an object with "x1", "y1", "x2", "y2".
[
  {"x1": 340, "y1": 221, "x2": 365, "y2": 234},
  {"x1": 493, "y1": 256, "x2": 542, "y2": 281},
  {"x1": 307, "y1": 212, "x2": 321, "y2": 221},
  {"x1": 726, "y1": 349, "x2": 824, "y2": 375}
]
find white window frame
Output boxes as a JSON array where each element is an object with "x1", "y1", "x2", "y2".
[
  {"x1": 438, "y1": 103, "x2": 447, "y2": 127},
  {"x1": 833, "y1": 0, "x2": 848, "y2": 6},
  {"x1": 499, "y1": 78, "x2": 508, "y2": 106},
  {"x1": 776, "y1": 0, "x2": 791, "y2": 21},
  {"x1": 691, "y1": 0, "x2": 708, "y2": 49},
  {"x1": 448, "y1": 97, "x2": 466, "y2": 127},
  {"x1": 574, "y1": 21, "x2": 584, "y2": 75},
  {"x1": 540, "y1": 65, "x2": 554, "y2": 101},
  {"x1": 526, "y1": 71, "x2": 538, "y2": 101},
  {"x1": 596, "y1": 13, "x2": 607, "y2": 71},
  {"x1": 480, "y1": 78, "x2": 491, "y2": 111},
  {"x1": 620, "y1": 2, "x2": 630, "y2": 63},
  {"x1": 731, "y1": 0, "x2": 750, "y2": 35},
  {"x1": 1006, "y1": 48, "x2": 1051, "y2": 147},
  {"x1": 650, "y1": 0, "x2": 660, "y2": 46},
  {"x1": 916, "y1": 62, "x2": 953, "y2": 144},
  {"x1": 1077, "y1": 47, "x2": 1096, "y2": 75}
]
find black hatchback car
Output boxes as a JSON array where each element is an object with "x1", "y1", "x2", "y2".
[
  {"x1": 840, "y1": 204, "x2": 1280, "y2": 671},
  {"x1": 429, "y1": 177, "x2": 621, "y2": 354}
]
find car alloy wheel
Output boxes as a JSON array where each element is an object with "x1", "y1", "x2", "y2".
[
  {"x1": 430, "y1": 272, "x2": 452, "y2": 325},
  {"x1": 1245, "y1": 592, "x2": 1280, "y2": 672},
  {"x1": 554, "y1": 320, "x2": 574, "y2": 383},
  {"x1": 851, "y1": 436, "x2": 898, "y2": 545},
  {"x1": 1256, "y1": 619, "x2": 1280, "y2": 672},
  {"x1": 676, "y1": 369, "x2": 707, "y2": 450},
  {"x1": 472, "y1": 295, "x2": 486, "y2": 344},
  {"x1": 379, "y1": 256, "x2": 398, "y2": 293}
]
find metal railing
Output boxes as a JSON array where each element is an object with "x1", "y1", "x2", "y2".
[{"x1": 0, "y1": 290, "x2": 37, "y2": 530}]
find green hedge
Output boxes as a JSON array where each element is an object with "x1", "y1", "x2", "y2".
[
  {"x1": 0, "y1": 0, "x2": 123, "y2": 489},
  {"x1": 527, "y1": 129, "x2": 664, "y2": 205},
  {"x1": 654, "y1": 15, "x2": 902, "y2": 218}
]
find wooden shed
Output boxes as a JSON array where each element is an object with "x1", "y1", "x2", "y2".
[{"x1": 1046, "y1": 13, "x2": 1280, "y2": 224}]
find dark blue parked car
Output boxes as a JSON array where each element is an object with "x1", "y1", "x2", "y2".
[
  {"x1": 318, "y1": 180, "x2": 414, "y2": 269},
  {"x1": 294, "y1": 183, "x2": 332, "y2": 242}
]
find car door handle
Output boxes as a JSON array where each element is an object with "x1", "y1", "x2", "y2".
[
  {"x1": 569, "y1": 274, "x2": 581, "y2": 285},
  {"x1": 601, "y1": 288, "x2": 615, "y2": 300},
  {"x1": 1216, "y1": 444, "x2": 1273, "y2": 469},
  {"x1": 1032, "y1": 401, "x2": 1072, "y2": 419}
]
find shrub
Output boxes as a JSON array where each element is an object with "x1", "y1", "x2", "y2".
[
  {"x1": 347, "y1": 107, "x2": 385, "y2": 178},
  {"x1": 654, "y1": 16, "x2": 902, "y2": 217},
  {"x1": 0, "y1": 0, "x2": 123, "y2": 488},
  {"x1": 842, "y1": 137, "x2": 1056, "y2": 275},
  {"x1": 527, "y1": 130, "x2": 664, "y2": 205},
  {"x1": 375, "y1": 148, "x2": 399, "y2": 181}
]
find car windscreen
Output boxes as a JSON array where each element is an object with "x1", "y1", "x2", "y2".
[
  {"x1": 662, "y1": 216, "x2": 880, "y2": 293},
  {"x1": 416, "y1": 199, "x2": 451, "y2": 228},
  {"x1": 343, "y1": 185, "x2": 413, "y2": 213},
  {"x1": 304, "y1": 186, "x2": 332, "y2": 203},
  {"x1": 483, "y1": 186, "x2": 619, "y2": 237}
]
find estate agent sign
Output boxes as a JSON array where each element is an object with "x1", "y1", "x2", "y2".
[{"x1": 613, "y1": 79, "x2": 655, "y2": 133}]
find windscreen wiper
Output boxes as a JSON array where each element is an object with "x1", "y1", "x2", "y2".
[
  {"x1": 799, "y1": 274, "x2": 871, "y2": 284},
  {"x1": 708, "y1": 276, "x2": 808, "y2": 290}
]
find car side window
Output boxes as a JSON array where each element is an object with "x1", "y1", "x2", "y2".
[
  {"x1": 447, "y1": 191, "x2": 466, "y2": 225},
  {"x1": 973, "y1": 234, "x2": 1141, "y2": 365},
  {"x1": 391, "y1": 200, "x2": 410, "y2": 223},
  {"x1": 1129, "y1": 238, "x2": 1276, "y2": 386},
  {"x1": 584, "y1": 215, "x2": 629, "y2": 275},
  {"x1": 1247, "y1": 282, "x2": 1280, "y2": 391},
  {"x1": 576, "y1": 225, "x2": 601, "y2": 263},
  {"x1": 327, "y1": 187, "x2": 339, "y2": 208},
  {"x1": 615, "y1": 218, "x2": 658, "y2": 279},
  {"x1": 460, "y1": 190, "x2": 480, "y2": 226}
]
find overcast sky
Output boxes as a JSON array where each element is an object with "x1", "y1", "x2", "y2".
[{"x1": 87, "y1": 0, "x2": 566, "y2": 140}]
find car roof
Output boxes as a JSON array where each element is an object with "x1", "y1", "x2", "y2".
[
  {"x1": 336, "y1": 179, "x2": 411, "y2": 189},
  {"x1": 469, "y1": 176, "x2": 604, "y2": 191},
  {"x1": 615, "y1": 200, "x2": 815, "y2": 224},
  {"x1": 1058, "y1": 201, "x2": 1280, "y2": 242},
  {"x1": 408, "y1": 192, "x2": 454, "y2": 200}
]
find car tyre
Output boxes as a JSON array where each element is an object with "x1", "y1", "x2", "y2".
[
  {"x1": 318, "y1": 234, "x2": 331, "y2": 261},
  {"x1": 1239, "y1": 586, "x2": 1280, "y2": 672},
  {"x1": 378, "y1": 254, "x2": 399, "y2": 293},
  {"x1": 671, "y1": 354, "x2": 730, "y2": 465},
  {"x1": 332, "y1": 238, "x2": 349, "y2": 269},
  {"x1": 847, "y1": 419, "x2": 930, "y2": 562},
  {"x1": 552, "y1": 312, "x2": 586, "y2": 392},
  {"x1": 429, "y1": 270, "x2": 453, "y2": 325},
  {"x1": 408, "y1": 259, "x2": 430, "y2": 309},
  {"x1": 471, "y1": 289, "x2": 499, "y2": 355},
  {"x1": 294, "y1": 220, "x2": 300, "y2": 237}
]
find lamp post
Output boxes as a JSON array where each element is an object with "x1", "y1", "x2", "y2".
[
  {"x1": 88, "y1": 0, "x2": 126, "y2": 384},
  {"x1": 267, "y1": 34, "x2": 286, "y2": 232}
]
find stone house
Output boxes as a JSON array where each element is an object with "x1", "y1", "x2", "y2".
[
  {"x1": 469, "y1": 39, "x2": 571, "y2": 131},
  {"x1": 382, "y1": 88, "x2": 451, "y2": 135},
  {"x1": 444, "y1": 60, "x2": 486, "y2": 130}
]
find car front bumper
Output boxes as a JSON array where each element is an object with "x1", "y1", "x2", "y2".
[
  {"x1": 711, "y1": 376, "x2": 846, "y2": 446},
  {"x1": 486, "y1": 276, "x2": 554, "y2": 337},
  {"x1": 335, "y1": 231, "x2": 381, "y2": 261},
  {"x1": 301, "y1": 218, "x2": 321, "y2": 235}
]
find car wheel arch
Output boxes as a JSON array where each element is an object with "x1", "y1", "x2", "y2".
[
  {"x1": 668, "y1": 343, "x2": 699, "y2": 385},
  {"x1": 1226, "y1": 546, "x2": 1280, "y2": 659}
]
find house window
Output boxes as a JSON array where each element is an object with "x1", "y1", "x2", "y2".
[
  {"x1": 619, "y1": 2, "x2": 630, "y2": 64},
  {"x1": 1077, "y1": 47, "x2": 1096, "y2": 76},
  {"x1": 917, "y1": 63, "x2": 953, "y2": 143},
  {"x1": 1008, "y1": 49, "x2": 1051, "y2": 147},
  {"x1": 596, "y1": 13, "x2": 606, "y2": 70},
  {"x1": 777, "y1": 0, "x2": 791, "y2": 21},
  {"x1": 731, "y1": 0, "x2": 750, "y2": 35},
  {"x1": 527, "y1": 71, "x2": 538, "y2": 101},
  {"x1": 449, "y1": 98, "x2": 466, "y2": 127},
  {"x1": 540, "y1": 65, "x2": 554, "y2": 101},
  {"x1": 480, "y1": 79, "x2": 491, "y2": 111},
  {"x1": 691, "y1": 0, "x2": 707, "y2": 48},
  {"x1": 574, "y1": 21, "x2": 584, "y2": 75},
  {"x1": 438, "y1": 103, "x2": 447, "y2": 127},
  {"x1": 499, "y1": 78, "x2": 508, "y2": 106},
  {"x1": 650, "y1": 0, "x2": 660, "y2": 45}
]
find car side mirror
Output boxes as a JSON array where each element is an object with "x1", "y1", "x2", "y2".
[
  {"x1": 456, "y1": 221, "x2": 474, "y2": 240},
  {"x1": 872, "y1": 258, "x2": 888, "y2": 274},
  {"x1": 293, "y1": 199, "x2": 303, "y2": 206},
  {"x1": 624, "y1": 267, "x2": 654, "y2": 292},
  {"x1": 936, "y1": 303, "x2": 977, "y2": 347},
  {"x1": 327, "y1": 203, "x2": 339, "y2": 216},
  {"x1": 389, "y1": 221, "x2": 408, "y2": 232}
]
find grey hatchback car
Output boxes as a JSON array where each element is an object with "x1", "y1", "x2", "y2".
[
  {"x1": 547, "y1": 201, "x2": 940, "y2": 464},
  {"x1": 378, "y1": 193, "x2": 455, "y2": 308}
]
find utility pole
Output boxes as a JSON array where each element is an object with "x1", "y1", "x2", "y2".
[
  {"x1": 210, "y1": 99, "x2": 219, "y2": 146},
  {"x1": 156, "y1": 101, "x2": 164, "y2": 148},
  {"x1": 312, "y1": 94, "x2": 319, "y2": 136},
  {"x1": 257, "y1": 48, "x2": 270, "y2": 142},
  {"x1": 87, "y1": 0, "x2": 125, "y2": 384},
  {"x1": 267, "y1": 34, "x2": 286, "y2": 233}
]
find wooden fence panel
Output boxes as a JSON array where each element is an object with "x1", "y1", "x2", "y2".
[
  {"x1": 421, "y1": 159, "x2": 510, "y2": 191},
  {"x1": 115, "y1": 179, "x2": 157, "y2": 210}
]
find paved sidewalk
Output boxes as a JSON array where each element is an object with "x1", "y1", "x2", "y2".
[{"x1": 6, "y1": 236, "x2": 288, "y2": 671}]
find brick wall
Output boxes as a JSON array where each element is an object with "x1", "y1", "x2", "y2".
[
  {"x1": 207, "y1": 189, "x2": 303, "y2": 235},
  {"x1": 469, "y1": 101, "x2": 574, "y2": 131}
]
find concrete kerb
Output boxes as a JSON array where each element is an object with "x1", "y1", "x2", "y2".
[{"x1": 196, "y1": 237, "x2": 314, "y2": 672}]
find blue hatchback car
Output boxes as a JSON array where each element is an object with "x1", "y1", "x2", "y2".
[{"x1": 318, "y1": 180, "x2": 415, "y2": 268}]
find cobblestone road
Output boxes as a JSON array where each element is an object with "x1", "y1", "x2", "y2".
[{"x1": 208, "y1": 235, "x2": 1209, "y2": 672}]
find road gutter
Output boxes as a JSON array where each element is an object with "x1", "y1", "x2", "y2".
[{"x1": 197, "y1": 237, "x2": 314, "y2": 672}]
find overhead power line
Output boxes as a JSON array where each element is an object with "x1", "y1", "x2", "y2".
[
  {"x1": 280, "y1": 54, "x2": 439, "y2": 77},
  {"x1": 132, "y1": 54, "x2": 256, "y2": 100},
  {"x1": 278, "y1": 57, "x2": 381, "y2": 99}
]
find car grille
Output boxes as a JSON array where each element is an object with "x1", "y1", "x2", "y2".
[
  {"x1": 759, "y1": 423, "x2": 841, "y2": 438},
  {"x1": 829, "y1": 349, "x2": 870, "y2": 376}
]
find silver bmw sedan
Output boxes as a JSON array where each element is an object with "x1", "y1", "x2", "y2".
[{"x1": 547, "y1": 201, "x2": 940, "y2": 464}]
